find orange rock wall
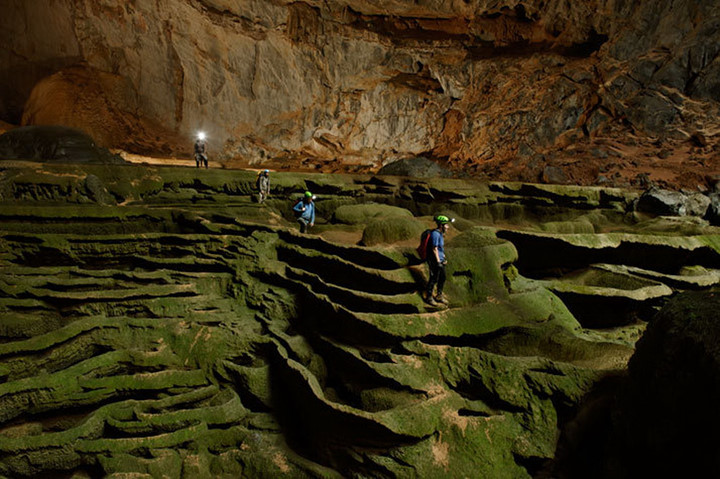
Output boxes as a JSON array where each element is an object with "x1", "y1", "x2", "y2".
[{"x1": 1, "y1": 0, "x2": 718, "y2": 186}]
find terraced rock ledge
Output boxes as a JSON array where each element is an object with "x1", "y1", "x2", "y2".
[{"x1": 1, "y1": 162, "x2": 719, "y2": 477}]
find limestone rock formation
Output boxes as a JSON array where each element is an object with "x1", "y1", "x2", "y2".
[
  {"x1": 1, "y1": 0, "x2": 719, "y2": 188},
  {"x1": 2, "y1": 160, "x2": 720, "y2": 477}
]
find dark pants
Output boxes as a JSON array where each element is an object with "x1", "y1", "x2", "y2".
[
  {"x1": 298, "y1": 217, "x2": 309, "y2": 233},
  {"x1": 195, "y1": 154, "x2": 208, "y2": 168},
  {"x1": 426, "y1": 260, "x2": 446, "y2": 297}
]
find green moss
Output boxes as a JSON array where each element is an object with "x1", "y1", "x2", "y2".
[
  {"x1": 277, "y1": 243, "x2": 416, "y2": 290},
  {"x1": 381, "y1": 420, "x2": 531, "y2": 478},
  {"x1": 359, "y1": 388, "x2": 423, "y2": 412},
  {"x1": 540, "y1": 219, "x2": 596, "y2": 234},
  {"x1": 0, "y1": 161, "x2": 678, "y2": 478},
  {"x1": 438, "y1": 228, "x2": 519, "y2": 306},
  {"x1": 362, "y1": 303, "x2": 521, "y2": 338},
  {"x1": 361, "y1": 216, "x2": 425, "y2": 246},
  {"x1": 506, "y1": 288, "x2": 580, "y2": 330},
  {"x1": 333, "y1": 203, "x2": 413, "y2": 225},
  {"x1": 699, "y1": 234, "x2": 720, "y2": 253},
  {"x1": 373, "y1": 391, "x2": 466, "y2": 437},
  {"x1": 556, "y1": 267, "x2": 661, "y2": 290},
  {"x1": 105, "y1": 390, "x2": 246, "y2": 435}
]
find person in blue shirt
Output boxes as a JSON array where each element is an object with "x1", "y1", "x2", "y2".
[
  {"x1": 424, "y1": 215, "x2": 454, "y2": 306},
  {"x1": 293, "y1": 191, "x2": 316, "y2": 233}
]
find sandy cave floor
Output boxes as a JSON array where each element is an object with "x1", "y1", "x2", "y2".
[
  {"x1": 1, "y1": 120, "x2": 717, "y2": 192},
  {"x1": 115, "y1": 137, "x2": 720, "y2": 194}
]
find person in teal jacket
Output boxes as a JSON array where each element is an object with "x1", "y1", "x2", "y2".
[{"x1": 293, "y1": 191, "x2": 316, "y2": 233}]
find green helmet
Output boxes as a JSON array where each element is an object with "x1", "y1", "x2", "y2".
[
  {"x1": 435, "y1": 215, "x2": 455, "y2": 225},
  {"x1": 304, "y1": 191, "x2": 313, "y2": 198}
]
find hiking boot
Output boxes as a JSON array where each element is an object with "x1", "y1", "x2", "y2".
[
  {"x1": 423, "y1": 292, "x2": 438, "y2": 306},
  {"x1": 425, "y1": 297, "x2": 439, "y2": 307},
  {"x1": 434, "y1": 294, "x2": 449, "y2": 305}
]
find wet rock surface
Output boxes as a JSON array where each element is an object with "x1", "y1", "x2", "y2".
[{"x1": 0, "y1": 161, "x2": 719, "y2": 477}]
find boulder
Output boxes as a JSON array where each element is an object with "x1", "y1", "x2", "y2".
[
  {"x1": 0, "y1": 126, "x2": 125, "y2": 164},
  {"x1": 624, "y1": 91, "x2": 679, "y2": 135},
  {"x1": 636, "y1": 187, "x2": 687, "y2": 216},
  {"x1": 685, "y1": 192, "x2": 711, "y2": 217},
  {"x1": 375, "y1": 157, "x2": 453, "y2": 178},
  {"x1": 542, "y1": 166, "x2": 570, "y2": 184},
  {"x1": 636, "y1": 189, "x2": 710, "y2": 219},
  {"x1": 553, "y1": 290, "x2": 720, "y2": 478},
  {"x1": 705, "y1": 193, "x2": 720, "y2": 225}
]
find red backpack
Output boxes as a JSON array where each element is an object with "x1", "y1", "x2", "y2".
[
  {"x1": 292, "y1": 198, "x2": 303, "y2": 215},
  {"x1": 416, "y1": 229, "x2": 433, "y2": 260}
]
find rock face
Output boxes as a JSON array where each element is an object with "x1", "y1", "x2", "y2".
[
  {"x1": 617, "y1": 291, "x2": 720, "y2": 477},
  {"x1": 554, "y1": 292, "x2": 720, "y2": 478},
  {"x1": 1, "y1": 0, "x2": 719, "y2": 187}
]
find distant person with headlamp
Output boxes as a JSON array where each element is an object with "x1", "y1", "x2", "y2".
[
  {"x1": 194, "y1": 132, "x2": 208, "y2": 169},
  {"x1": 256, "y1": 169, "x2": 271, "y2": 203}
]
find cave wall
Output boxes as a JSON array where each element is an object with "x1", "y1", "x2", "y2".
[{"x1": 1, "y1": 0, "x2": 718, "y2": 167}]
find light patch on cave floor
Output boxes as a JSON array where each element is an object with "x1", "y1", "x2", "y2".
[
  {"x1": 425, "y1": 382, "x2": 447, "y2": 397},
  {"x1": 432, "y1": 433, "x2": 450, "y2": 469},
  {"x1": 184, "y1": 454, "x2": 201, "y2": 468},
  {"x1": 422, "y1": 343, "x2": 451, "y2": 359},
  {"x1": 115, "y1": 150, "x2": 216, "y2": 168},
  {"x1": 443, "y1": 408, "x2": 471, "y2": 435},
  {"x1": 273, "y1": 452, "x2": 290, "y2": 473},
  {"x1": 395, "y1": 354, "x2": 423, "y2": 369},
  {"x1": 184, "y1": 326, "x2": 209, "y2": 366},
  {"x1": 318, "y1": 229, "x2": 363, "y2": 244},
  {"x1": 35, "y1": 167, "x2": 84, "y2": 178},
  {"x1": 483, "y1": 415, "x2": 507, "y2": 443}
]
